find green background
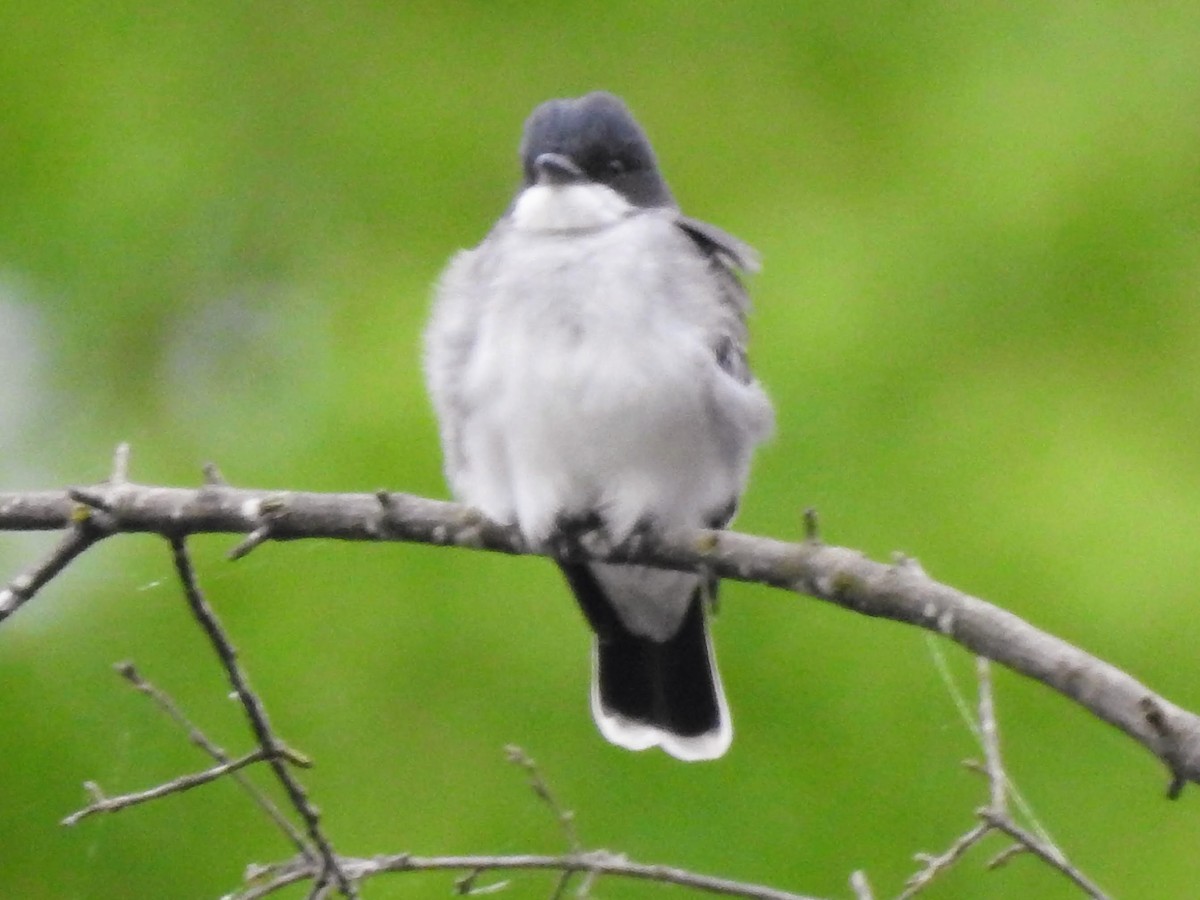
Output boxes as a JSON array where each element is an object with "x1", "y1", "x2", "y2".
[{"x1": 2, "y1": 3, "x2": 1199, "y2": 897}]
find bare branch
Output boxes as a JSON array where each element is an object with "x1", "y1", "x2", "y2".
[
  {"x1": 114, "y1": 662, "x2": 312, "y2": 856},
  {"x1": 62, "y1": 748, "x2": 271, "y2": 825},
  {"x1": 229, "y1": 851, "x2": 826, "y2": 900},
  {"x1": 166, "y1": 536, "x2": 355, "y2": 898},
  {"x1": 454, "y1": 869, "x2": 512, "y2": 896},
  {"x1": 849, "y1": 870, "x2": 875, "y2": 900},
  {"x1": 897, "y1": 658, "x2": 1107, "y2": 899},
  {"x1": 1, "y1": 479, "x2": 1197, "y2": 796},
  {"x1": 228, "y1": 525, "x2": 273, "y2": 561},
  {"x1": 202, "y1": 461, "x2": 228, "y2": 487},
  {"x1": 975, "y1": 658, "x2": 1006, "y2": 813},
  {"x1": 896, "y1": 824, "x2": 990, "y2": 899},
  {"x1": 110, "y1": 442, "x2": 131, "y2": 485},
  {"x1": 7, "y1": 461, "x2": 1127, "y2": 899},
  {"x1": 263, "y1": 744, "x2": 816, "y2": 900},
  {"x1": 978, "y1": 814, "x2": 1106, "y2": 898},
  {"x1": 505, "y1": 745, "x2": 582, "y2": 852},
  {"x1": 802, "y1": 507, "x2": 820, "y2": 543},
  {"x1": 0, "y1": 508, "x2": 111, "y2": 620}
]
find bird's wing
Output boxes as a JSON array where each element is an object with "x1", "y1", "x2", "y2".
[
  {"x1": 673, "y1": 214, "x2": 760, "y2": 386},
  {"x1": 675, "y1": 215, "x2": 761, "y2": 277}
]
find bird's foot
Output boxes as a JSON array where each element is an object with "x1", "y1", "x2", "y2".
[{"x1": 544, "y1": 511, "x2": 609, "y2": 563}]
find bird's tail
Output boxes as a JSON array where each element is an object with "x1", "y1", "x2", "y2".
[{"x1": 559, "y1": 563, "x2": 732, "y2": 761}]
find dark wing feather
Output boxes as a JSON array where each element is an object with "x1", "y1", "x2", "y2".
[
  {"x1": 676, "y1": 215, "x2": 761, "y2": 277},
  {"x1": 673, "y1": 214, "x2": 759, "y2": 385}
]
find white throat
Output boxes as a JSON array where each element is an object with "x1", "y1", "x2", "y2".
[{"x1": 510, "y1": 183, "x2": 633, "y2": 233}]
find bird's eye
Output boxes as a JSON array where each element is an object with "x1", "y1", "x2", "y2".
[{"x1": 607, "y1": 158, "x2": 626, "y2": 176}]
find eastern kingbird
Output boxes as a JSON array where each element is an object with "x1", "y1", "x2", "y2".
[{"x1": 424, "y1": 92, "x2": 773, "y2": 760}]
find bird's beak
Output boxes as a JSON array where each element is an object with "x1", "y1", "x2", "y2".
[{"x1": 534, "y1": 152, "x2": 586, "y2": 185}]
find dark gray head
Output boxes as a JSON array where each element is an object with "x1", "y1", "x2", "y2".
[{"x1": 518, "y1": 92, "x2": 675, "y2": 209}]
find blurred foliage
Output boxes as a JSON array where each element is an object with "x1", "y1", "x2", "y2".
[{"x1": 2, "y1": 3, "x2": 1200, "y2": 898}]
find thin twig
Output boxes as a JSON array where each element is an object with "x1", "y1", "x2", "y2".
[
  {"x1": 114, "y1": 662, "x2": 312, "y2": 858},
  {"x1": 897, "y1": 657, "x2": 1108, "y2": 899},
  {"x1": 227, "y1": 496, "x2": 287, "y2": 560},
  {"x1": 979, "y1": 813, "x2": 1107, "y2": 897},
  {"x1": 62, "y1": 749, "x2": 270, "y2": 825},
  {"x1": 505, "y1": 745, "x2": 581, "y2": 851},
  {"x1": 896, "y1": 823, "x2": 990, "y2": 899},
  {"x1": 110, "y1": 442, "x2": 131, "y2": 485},
  {"x1": 228, "y1": 526, "x2": 273, "y2": 561},
  {"x1": 973, "y1": 661, "x2": 1107, "y2": 897},
  {"x1": 166, "y1": 536, "x2": 356, "y2": 898},
  {"x1": 975, "y1": 658, "x2": 1005, "y2": 812},
  {"x1": 548, "y1": 868, "x2": 573, "y2": 899},
  {"x1": 0, "y1": 512, "x2": 110, "y2": 621},
  {"x1": 454, "y1": 869, "x2": 513, "y2": 896},
  {"x1": 849, "y1": 870, "x2": 875, "y2": 900},
  {"x1": 202, "y1": 461, "x2": 228, "y2": 487},
  {"x1": 228, "y1": 851, "x2": 825, "y2": 900},
  {"x1": 802, "y1": 507, "x2": 820, "y2": 543},
  {"x1": 985, "y1": 842, "x2": 1027, "y2": 869},
  {"x1": 0, "y1": 443, "x2": 129, "y2": 619}
]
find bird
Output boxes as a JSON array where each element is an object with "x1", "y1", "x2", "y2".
[{"x1": 423, "y1": 91, "x2": 773, "y2": 761}]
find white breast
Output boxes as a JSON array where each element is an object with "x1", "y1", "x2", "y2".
[
  {"x1": 448, "y1": 205, "x2": 772, "y2": 547},
  {"x1": 510, "y1": 182, "x2": 633, "y2": 233}
]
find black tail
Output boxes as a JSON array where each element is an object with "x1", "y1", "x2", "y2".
[{"x1": 559, "y1": 563, "x2": 731, "y2": 761}]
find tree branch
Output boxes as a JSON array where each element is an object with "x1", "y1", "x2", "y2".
[
  {"x1": 505, "y1": 745, "x2": 583, "y2": 852},
  {"x1": 74, "y1": 658, "x2": 827, "y2": 899},
  {"x1": 113, "y1": 661, "x2": 312, "y2": 855},
  {"x1": 2, "y1": 476, "x2": 1197, "y2": 795},
  {"x1": 0, "y1": 508, "x2": 112, "y2": 618},
  {"x1": 164, "y1": 535, "x2": 355, "y2": 897},
  {"x1": 229, "y1": 851, "x2": 825, "y2": 900},
  {"x1": 62, "y1": 748, "x2": 272, "y2": 826},
  {"x1": 895, "y1": 658, "x2": 1107, "y2": 898}
]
